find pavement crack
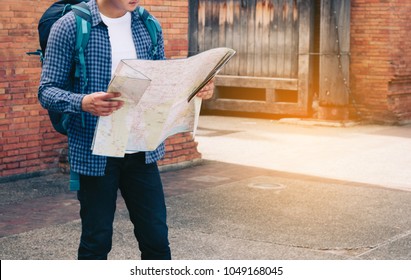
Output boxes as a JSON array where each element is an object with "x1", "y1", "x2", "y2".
[{"x1": 355, "y1": 229, "x2": 411, "y2": 258}]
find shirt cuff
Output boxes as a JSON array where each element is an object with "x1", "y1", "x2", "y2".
[{"x1": 70, "y1": 93, "x2": 86, "y2": 113}]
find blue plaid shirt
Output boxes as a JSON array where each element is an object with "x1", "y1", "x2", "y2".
[{"x1": 39, "y1": 0, "x2": 165, "y2": 176}]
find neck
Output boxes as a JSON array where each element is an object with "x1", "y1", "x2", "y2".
[{"x1": 97, "y1": 0, "x2": 128, "y2": 18}]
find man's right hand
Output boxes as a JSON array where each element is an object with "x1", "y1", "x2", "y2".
[{"x1": 81, "y1": 92, "x2": 124, "y2": 116}]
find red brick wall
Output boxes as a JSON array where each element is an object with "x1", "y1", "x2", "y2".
[
  {"x1": 351, "y1": 0, "x2": 411, "y2": 124},
  {"x1": 0, "y1": 0, "x2": 202, "y2": 179},
  {"x1": 0, "y1": 0, "x2": 64, "y2": 178},
  {"x1": 143, "y1": 0, "x2": 189, "y2": 59}
]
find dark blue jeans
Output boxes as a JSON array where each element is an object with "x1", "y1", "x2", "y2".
[{"x1": 77, "y1": 152, "x2": 171, "y2": 260}]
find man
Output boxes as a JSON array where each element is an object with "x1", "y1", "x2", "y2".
[{"x1": 39, "y1": 0, "x2": 211, "y2": 260}]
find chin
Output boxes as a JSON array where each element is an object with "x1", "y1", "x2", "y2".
[{"x1": 128, "y1": 1, "x2": 139, "y2": 9}]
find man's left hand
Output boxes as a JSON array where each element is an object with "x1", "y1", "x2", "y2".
[{"x1": 196, "y1": 79, "x2": 214, "y2": 100}]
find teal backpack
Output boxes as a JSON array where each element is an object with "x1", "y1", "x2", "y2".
[{"x1": 27, "y1": 1, "x2": 92, "y2": 135}]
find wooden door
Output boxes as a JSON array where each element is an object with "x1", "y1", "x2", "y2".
[
  {"x1": 189, "y1": 0, "x2": 314, "y2": 116},
  {"x1": 319, "y1": 0, "x2": 350, "y2": 107}
]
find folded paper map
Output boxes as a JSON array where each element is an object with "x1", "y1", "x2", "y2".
[{"x1": 91, "y1": 47, "x2": 236, "y2": 157}]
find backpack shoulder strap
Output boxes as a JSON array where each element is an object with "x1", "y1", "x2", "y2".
[
  {"x1": 68, "y1": 2, "x2": 91, "y2": 190},
  {"x1": 71, "y1": 2, "x2": 92, "y2": 89},
  {"x1": 138, "y1": 6, "x2": 161, "y2": 59}
]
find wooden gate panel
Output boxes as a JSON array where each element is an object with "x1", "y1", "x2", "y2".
[
  {"x1": 319, "y1": 0, "x2": 350, "y2": 106},
  {"x1": 297, "y1": 0, "x2": 314, "y2": 114},
  {"x1": 189, "y1": 0, "x2": 314, "y2": 116}
]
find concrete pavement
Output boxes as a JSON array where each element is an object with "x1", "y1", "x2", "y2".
[
  {"x1": 197, "y1": 116, "x2": 411, "y2": 192},
  {"x1": 1, "y1": 116, "x2": 411, "y2": 260}
]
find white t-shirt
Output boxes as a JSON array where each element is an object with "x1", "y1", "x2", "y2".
[
  {"x1": 100, "y1": 12, "x2": 137, "y2": 78},
  {"x1": 101, "y1": 12, "x2": 138, "y2": 153}
]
